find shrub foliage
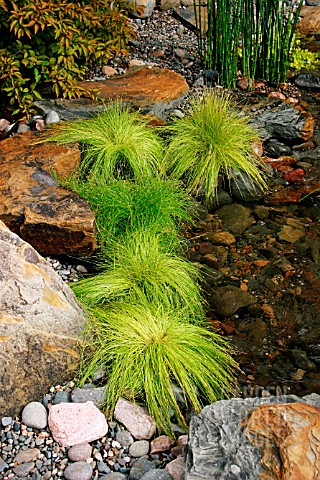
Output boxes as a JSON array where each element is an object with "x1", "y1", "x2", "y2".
[{"x1": 0, "y1": 0, "x2": 134, "y2": 115}]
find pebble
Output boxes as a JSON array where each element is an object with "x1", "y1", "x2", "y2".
[
  {"x1": 64, "y1": 461, "x2": 93, "y2": 480},
  {"x1": 129, "y1": 440, "x2": 150, "y2": 457},
  {"x1": 130, "y1": 457, "x2": 156, "y2": 480},
  {"x1": 21, "y1": 402, "x2": 48, "y2": 430},
  {"x1": 68, "y1": 443, "x2": 92, "y2": 462},
  {"x1": 116, "y1": 430, "x2": 134, "y2": 447}
]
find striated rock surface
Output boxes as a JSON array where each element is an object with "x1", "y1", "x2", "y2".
[
  {"x1": 0, "y1": 221, "x2": 86, "y2": 417},
  {"x1": 48, "y1": 401, "x2": 108, "y2": 447},
  {"x1": 185, "y1": 394, "x2": 320, "y2": 480},
  {"x1": 35, "y1": 67, "x2": 189, "y2": 121},
  {"x1": 245, "y1": 402, "x2": 320, "y2": 480},
  {"x1": 0, "y1": 132, "x2": 96, "y2": 256}
]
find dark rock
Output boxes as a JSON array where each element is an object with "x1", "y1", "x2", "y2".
[
  {"x1": 264, "y1": 139, "x2": 291, "y2": 158},
  {"x1": 295, "y1": 73, "x2": 320, "y2": 90},
  {"x1": 130, "y1": 457, "x2": 156, "y2": 480},
  {"x1": 229, "y1": 170, "x2": 265, "y2": 202},
  {"x1": 71, "y1": 387, "x2": 106, "y2": 407},
  {"x1": 211, "y1": 285, "x2": 255, "y2": 317},
  {"x1": 215, "y1": 204, "x2": 255, "y2": 234},
  {"x1": 252, "y1": 104, "x2": 314, "y2": 142},
  {"x1": 289, "y1": 349, "x2": 316, "y2": 371}
]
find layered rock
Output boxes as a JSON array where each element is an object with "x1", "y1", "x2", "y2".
[
  {"x1": 185, "y1": 394, "x2": 320, "y2": 480},
  {"x1": 245, "y1": 402, "x2": 320, "y2": 479},
  {"x1": 0, "y1": 221, "x2": 86, "y2": 417},
  {"x1": 34, "y1": 67, "x2": 189, "y2": 121},
  {"x1": 0, "y1": 132, "x2": 96, "y2": 256}
]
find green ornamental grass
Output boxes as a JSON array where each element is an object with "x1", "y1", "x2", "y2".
[
  {"x1": 80, "y1": 301, "x2": 238, "y2": 435},
  {"x1": 63, "y1": 177, "x2": 194, "y2": 255},
  {"x1": 72, "y1": 229, "x2": 205, "y2": 321},
  {"x1": 46, "y1": 101, "x2": 164, "y2": 183},
  {"x1": 164, "y1": 91, "x2": 267, "y2": 205}
]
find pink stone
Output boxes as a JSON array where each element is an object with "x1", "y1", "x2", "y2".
[
  {"x1": 150, "y1": 435, "x2": 174, "y2": 453},
  {"x1": 101, "y1": 66, "x2": 117, "y2": 77},
  {"x1": 48, "y1": 401, "x2": 108, "y2": 447},
  {"x1": 114, "y1": 398, "x2": 156, "y2": 440},
  {"x1": 165, "y1": 456, "x2": 185, "y2": 480},
  {"x1": 177, "y1": 434, "x2": 188, "y2": 447}
]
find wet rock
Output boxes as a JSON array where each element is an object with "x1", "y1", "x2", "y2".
[
  {"x1": 36, "y1": 67, "x2": 189, "y2": 122},
  {"x1": 208, "y1": 232, "x2": 236, "y2": 246},
  {"x1": 284, "y1": 168, "x2": 305, "y2": 183},
  {"x1": 0, "y1": 221, "x2": 85, "y2": 418},
  {"x1": 48, "y1": 401, "x2": 108, "y2": 446},
  {"x1": 229, "y1": 170, "x2": 266, "y2": 202},
  {"x1": 278, "y1": 219, "x2": 305, "y2": 243},
  {"x1": 295, "y1": 72, "x2": 320, "y2": 91},
  {"x1": 265, "y1": 139, "x2": 292, "y2": 158},
  {"x1": 252, "y1": 104, "x2": 314, "y2": 142},
  {"x1": 215, "y1": 204, "x2": 255, "y2": 234},
  {"x1": 245, "y1": 402, "x2": 320, "y2": 480},
  {"x1": 0, "y1": 132, "x2": 96, "y2": 256},
  {"x1": 211, "y1": 285, "x2": 255, "y2": 317},
  {"x1": 114, "y1": 398, "x2": 156, "y2": 440},
  {"x1": 289, "y1": 349, "x2": 316, "y2": 371}
]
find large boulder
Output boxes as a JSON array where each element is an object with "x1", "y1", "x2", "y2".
[
  {"x1": 0, "y1": 221, "x2": 86, "y2": 417},
  {"x1": 34, "y1": 66, "x2": 189, "y2": 121},
  {"x1": 0, "y1": 132, "x2": 96, "y2": 256},
  {"x1": 185, "y1": 394, "x2": 320, "y2": 480}
]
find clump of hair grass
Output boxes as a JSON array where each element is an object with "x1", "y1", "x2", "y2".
[
  {"x1": 62, "y1": 176, "x2": 194, "y2": 256},
  {"x1": 79, "y1": 301, "x2": 238, "y2": 436},
  {"x1": 72, "y1": 229, "x2": 205, "y2": 322},
  {"x1": 45, "y1": 101, "x2": 164, "y2": 184},
  {"x1": 164, "y1": 91, "x2": 267, "y2": 205}
]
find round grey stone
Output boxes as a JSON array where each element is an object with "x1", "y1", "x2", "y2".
[
  {"x1": 140, "y1": 470, "x2": 173, "y2": 480},
  {"x1": 129, "y1": 440, "x2": 150, "y2": 457},
  {"x1": 68, "y1": 443, "x2": 92, "y2": 462},
  {"x1": 130, "y1": 457, "x2": 156, "y2": 480},
  {"x1": 64, "y1": 461, "x2": 93, "y2": 480},
  {"x1": 21, "y1": 402, "x2": 47, "y2": 429},
  {"x1": 116, "y1": 430, "x2": 134, "y2": 447}
]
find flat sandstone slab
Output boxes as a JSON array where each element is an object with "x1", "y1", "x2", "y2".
[{"x1": 0, "y1": 132, "x2": 96, "y2": 256}]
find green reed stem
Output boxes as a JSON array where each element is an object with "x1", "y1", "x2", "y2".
[{"x1": 195, "y1": 0, "x2": 303, "y2": 87}]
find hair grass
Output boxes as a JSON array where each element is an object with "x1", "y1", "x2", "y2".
[
  {"x1": 72, "y1": 229, "x2": 205, "y2": 321},
  {"x1": 164, "y1": 91, "x2": 267, "y2": 205},
  {"x1": 45, "y1": 101, "x2": 164, "y2": 184},
  {"x1": 80, "y1": 301, "x2": 238, "y2": 436},
  {"x1": 62, "y1": 176, "x2": 194, "y2": 256}
]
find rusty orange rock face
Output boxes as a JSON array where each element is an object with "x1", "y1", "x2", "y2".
[
  {"x1": 78, "y1": 66, "x2": 189, "y2": 107},
  {"x1": 0, "y1": 132, "x2": 96, "y2": 256},
  {"x1": 245, "y1": 402, "x2": 320, "y2": 480}
]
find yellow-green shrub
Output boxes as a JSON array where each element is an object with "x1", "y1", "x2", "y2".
[{"x1": 0, "y1": 0, "x2": 134, "y2": 115}]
